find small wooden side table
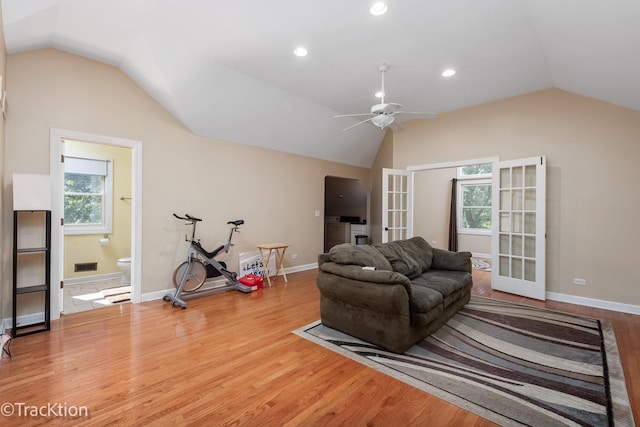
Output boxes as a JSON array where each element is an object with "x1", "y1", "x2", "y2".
[{"x1": 257, "y1": 243, "x2": 288, "y2": 287}]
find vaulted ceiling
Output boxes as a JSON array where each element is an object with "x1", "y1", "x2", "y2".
[{"x1": 3, "y1": 0, "x2": 639, "y2": 167}]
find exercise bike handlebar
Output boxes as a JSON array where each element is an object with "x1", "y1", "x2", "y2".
[
  {"x1": 173, "y1": 214, "x2": 244, "y2": 228},
  {"x1": 173, "y1": 213, "x2": 202, "y2": 222}
]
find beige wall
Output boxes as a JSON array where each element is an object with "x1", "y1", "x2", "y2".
[
  {"x1": 0, "y1": 10, "x2": 6, "y2": 324},
  {"x1": 369, "y1": 129, "x2": 394, "y2": 244},
  {"x1": 393, "y1": 88, "x2": 640, "y2": 306},
  {"x1": 64, "y1": 140, "x2": 132, "y2": 279},
  {"x1": 3, "y1": 48, "x2": 369, "y2": 316}
]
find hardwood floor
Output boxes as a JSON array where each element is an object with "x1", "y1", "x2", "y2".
[{"x1": 1, "y1": 269, "x2": 638, "y2": 426}]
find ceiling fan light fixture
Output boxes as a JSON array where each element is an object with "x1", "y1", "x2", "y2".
[
  {"x1": 369, "y1": 2, "x2": 388, "y2": 16},
  {"x1": 371, "y1": 114, "x2": 394, "y2": 129},
  {"x1": 293, "y1": 47, "x2": 308, "y2": 57},
  {"x1": 375, "y1": 91, "x2": 384, "y2": 98}
]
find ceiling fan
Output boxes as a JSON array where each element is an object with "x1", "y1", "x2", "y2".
[{"x1": 335, "y1": 63, "x2": 437, "y2": 132}]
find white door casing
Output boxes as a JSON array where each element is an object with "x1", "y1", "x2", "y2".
[
  {"x1": 49, "y1": 129, "x2": 143, "y2": 320},
  {"x1": 491, "y1": 156, "x2": 546, "y2": 300}
]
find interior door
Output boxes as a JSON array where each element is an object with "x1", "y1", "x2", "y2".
[
  {"x1": 382, "y1": 168, "x2": 413, "y2": 243},
  {"x1": 491, "y1": 156, "x2": 546, "y2": 300}
]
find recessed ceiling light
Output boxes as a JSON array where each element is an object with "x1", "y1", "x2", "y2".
[
  {"x1": 293, "y1": 47, "x2": 308, "y2": 57},
  {"x1": 442, "y1": 69, "x2": 456, "y2": 77},
  {"x1": 370, "y1": 2, "x2": 388, "y2": 16}
]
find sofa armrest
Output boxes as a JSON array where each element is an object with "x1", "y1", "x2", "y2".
[
  {"x1": 317, "y1": 268, "x2": 411, "y2": 315},
  {"x1": 320, "y1": 262, "x2": 411, "y2": 287},
  {"x1": 431, "y1": 248, "x2": 472, "y2": 272}
]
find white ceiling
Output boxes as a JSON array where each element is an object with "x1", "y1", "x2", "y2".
[{"x1": 3, "y1": 0, "x2": 640, "y2": 167}]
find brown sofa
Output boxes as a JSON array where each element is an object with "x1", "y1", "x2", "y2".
[{"x1": 316, "y1": 236, "x2": 472, "y2": 353}]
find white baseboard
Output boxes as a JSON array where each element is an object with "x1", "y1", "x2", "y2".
[
  {"x1": 2, "y1": 312, "x2": 46, "y2": 330},
  {"x1": 471, "y1": 252, "x2": 491, "y2": 259},
  {"x1": 546, "y1": 292, "x2": 640, "y2": 315}
]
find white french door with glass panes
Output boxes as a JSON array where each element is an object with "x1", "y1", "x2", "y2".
[
  {"x1": 382, "y1": 168, "x2": 413, "y2": 243},
  {"x1": 491, "y1": 156, "x2": 546, "y2": 300}
]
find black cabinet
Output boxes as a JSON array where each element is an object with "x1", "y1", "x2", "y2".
[{"x1": 12, "y1": 210, "x2": 51, "y2": 337}]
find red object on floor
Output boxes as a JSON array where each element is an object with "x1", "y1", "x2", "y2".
[{"x1": 239, "y1": 274, "x2": 263, "y2": 291}]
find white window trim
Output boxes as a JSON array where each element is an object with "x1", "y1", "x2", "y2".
[
  {"x1": 64, "y1": 156, "x2": 113, "y2": 235},
  {"x1": 458, "y1": 177, "x2": 492, "y2": 235}
]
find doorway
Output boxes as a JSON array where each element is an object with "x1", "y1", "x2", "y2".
[
  {"x1": 407, "y1": 155, "x2": 546, "y2": 300},
  {"x1": 62, "y1": 140, "x2": 132, "y2": 314},
  {"x1": 49, "y1": 129, "x2": 143, "y2": 320},
  {"x1": 324, "y1": 176, "x2": 368, "y2": 252}
]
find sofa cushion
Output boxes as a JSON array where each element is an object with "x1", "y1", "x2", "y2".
[
  {"x1": 413, "y1": 270, "x2": 472, "y2": 307},
  {"x1": 408, "y1": 285, "x2": 443, "y2": 326},
  {"x1": 374, "y1": 237, "x2": 433, "y2": 279},
  {"x1": 329, "y1": 243, "x2": 392, "y2": 271}
]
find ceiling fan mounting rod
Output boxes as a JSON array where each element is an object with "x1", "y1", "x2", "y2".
[{"x1": 378, "y1": 62, "x2": 389, "y2": 104}]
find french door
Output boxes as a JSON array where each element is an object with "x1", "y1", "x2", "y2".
[
  {"x1": 491, "y1": 156, "x2": 546, "y2": 300},
  {"x1": 382, "y1": 168, "x2": 413, "y2": 243}
]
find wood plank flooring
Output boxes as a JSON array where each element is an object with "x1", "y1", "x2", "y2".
[{"x1": 1, "y1": 269, "x2": 638, "y2": 426}]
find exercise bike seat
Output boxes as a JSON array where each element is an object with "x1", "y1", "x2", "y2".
[{"x1": 227, "y1": 219, "x2": 244, "y2": 226}]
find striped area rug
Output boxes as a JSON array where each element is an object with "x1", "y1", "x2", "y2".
[{"x1": 294, "y1": 297, "x2": 635, "y2": 426}]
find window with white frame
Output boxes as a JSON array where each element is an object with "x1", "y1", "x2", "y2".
[
  {"x1": 64, "y1": 156, "x2": 113, "y2": 235},
  {"x1": 458, "y1": 164, "x2": 492, "y2": 234}
]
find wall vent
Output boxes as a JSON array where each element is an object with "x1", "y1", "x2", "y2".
[{"x1": 74, "y1": 262, "x2": 98, "y2": 272}]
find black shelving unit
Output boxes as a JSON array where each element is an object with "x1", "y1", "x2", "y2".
[{"x1": 12, "y1": 210, "x2": 51, "y2": 337}]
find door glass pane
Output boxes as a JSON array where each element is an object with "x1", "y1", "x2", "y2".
[
  {"x1": 499, "y1": 234, "x2": 509, "y2": 254},
  {"x1": 512, "y1": 167, "x2": 523, "y2": 188},
  {"x1": 499, "y1": 256, "x2": 509, "y2": 276},
  {"x1": 401, "y1": 175, "x2": 407, "y2": 192},
  {"x1": 500, "y1": 190, "x2": 510, "y2": 210},
  {"x1": 512, "y1": 212, "x2": 522, "y2": 233},
  {"x1": 512, "y1": 235, "x2": 522, "y2": 256},
  {"x1": 524, "y1": 213, "x2": 536, "y2": 234},
  {"x1": 401, "y1": 193, "x2": 407, "y2": 210},
  {"x1": 500, "y1": 168, "x2": 510, "y2": 188},
  {"x1": 500, "y1": 213, "x2": 510, "y2": 232},
  {"x1": 525, "y1": 259, "x2": 536, "y2": 281},
  {"x1": 524, "y1": 236, "x2": 535, "y2": 258},
  {"x1": 387, "y1": 211, "x2": 393, "y2": 227},
  {"x1": 525, "y1": 165, "x2": 536, "y2": 187},
  {"x1": 511, "y1": 258, "x2": 522, "y2": 279},
  {"x1": 511, "y1": 189, "x2": 523, "y2": 210},
  {"x1": 524, "y1": 189, "x2": 536, "y2": 211},
  {"x1": 388, "y1": 174, "x2": 394, "y2": 190}
]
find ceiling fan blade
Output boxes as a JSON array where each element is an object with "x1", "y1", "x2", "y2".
[
  {"x1": 389, "y1": 121, "x2": 404, "y2": 132},
  {"x1": 334, "y1": 113, "x2": 374, "y2": 118},
  {"x1": 382, "y1": 103, "x2": 403, "y2": 113},
  {"x1": 342, "y1": 117, "x2": 374, "y2": 131}
]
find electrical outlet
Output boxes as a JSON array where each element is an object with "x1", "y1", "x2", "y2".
[
  {"x1": 314, "y1": 210, "x2": 320, "y2": 217},
  {"x1": 573, "y1": 278, "x2": 586, "y2": 286},
  {"x1": 291, "y1": 254, "x2": 298, "y2": 259}
]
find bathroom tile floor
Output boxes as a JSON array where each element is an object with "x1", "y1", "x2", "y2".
[{"x1": 63, "y1": 278, "x2": 131, "y2": 315}]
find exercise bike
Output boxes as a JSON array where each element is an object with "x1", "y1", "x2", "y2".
[{"x1": 163, "y1": 213, "x2": 252, "y2": 309}]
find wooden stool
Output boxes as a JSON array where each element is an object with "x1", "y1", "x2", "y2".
[{"x1": 257, "y1": 243, "x2": 288, "y2": 286}]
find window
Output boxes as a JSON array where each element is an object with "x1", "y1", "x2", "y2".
[
  {"x1": 64, "y1": 156, "x2": 112, "y2": 235},
  {"x1": 458, "y1": 164, "x2": 492, "y2": 234}
]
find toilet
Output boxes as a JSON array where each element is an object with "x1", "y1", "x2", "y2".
[{"x1": 117, "y1": 257, "x2": 132, "y2": 285}]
